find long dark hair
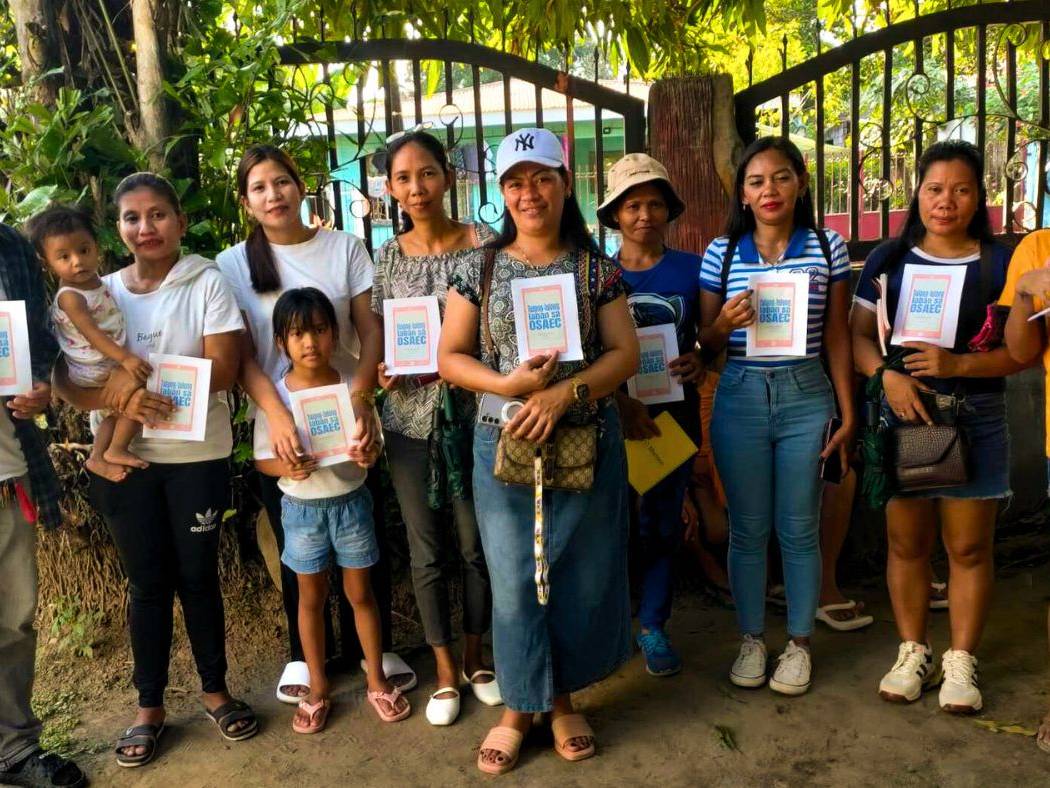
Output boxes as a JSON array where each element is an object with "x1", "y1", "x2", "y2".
[
  {"x1": 723, "y1": 136, "x2": 817, "y2": 245},
  {"x1": 113, "y1": 172, "x2": 182, "y2": 214},
  {"x1": 236, "y1": 144, "x2": 307, "y2": 294},
  {"x1": 491, "y1": 166, "x2": 603, "y2": 258},
  {"x1": 272, "y1": 286, "x2": 339, "y2": 351},
  {"x1": 382, "y1": 131, "x2": 451, "y2": 234},
  {"x1": 875, "y1": 139, "x2": 993, "y2": 276}
]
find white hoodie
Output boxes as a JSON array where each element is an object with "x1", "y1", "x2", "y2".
[{"x1": 101, "y1": 254, "x2": 244, "y2": 464}]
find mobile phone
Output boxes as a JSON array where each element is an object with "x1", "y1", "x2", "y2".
[
  {"x1": 818, "y1": 417, "x2": 844, "y2": 484},
  {"x1": 476, "y1": 393, "x2": 525, "y2": 428}
]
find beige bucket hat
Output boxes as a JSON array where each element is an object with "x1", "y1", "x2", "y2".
[{"x1": 596, "y1": 153, "x2": 685, "y2": 229}]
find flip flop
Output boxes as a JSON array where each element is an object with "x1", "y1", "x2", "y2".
[
  {"x1": 114, "y1": 722, "x2": 165, "y2": 768},
  {"x1": 477, "y1": 726, "x2": 524, "y2": 775},
  {"x1": 366, "y1": 686, "x2": 411, "y2": 722},
  {"x1": 461, "y1": 669, "x2": 503, "y2": 706},
  {"x1": 360, "y1": 652, "x2": 417, "y2": 691},
  {"x1": 292, "y1": 698, "x2": 330, "y2": 734},
  {"x1": 276, "y1": 660, "x2": 311, "y2": 704},
  {"x1": 552, "y1": 713, "x2": 596, "y2": 762},
  {"x1": 816, "y1": 600, "x2": 874, "y2": 632},
  {"x1": 204, "y1": 699, "x2": 259, "y2": 742}
]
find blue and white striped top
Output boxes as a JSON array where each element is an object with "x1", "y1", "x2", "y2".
[{"x1": 699, "y1": 227, "x2": 851, "y2": 366}]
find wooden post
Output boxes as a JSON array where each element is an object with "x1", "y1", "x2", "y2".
[{"x1": 648, "y1": 75, "x2": 739, "y2": 255}]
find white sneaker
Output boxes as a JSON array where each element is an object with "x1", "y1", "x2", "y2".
[
  {"x1": 769, "y1": 641, "x2": 812, "y2": 695},
  {"x1": 939, "y1": 649, "x2": 982, "y2": 713},
  {"x1": 729, "y1": 634, "x2": 768, "y2": 688},
  {"x1": 879, "y1": 641, "x2": 941, "y2": 703}
]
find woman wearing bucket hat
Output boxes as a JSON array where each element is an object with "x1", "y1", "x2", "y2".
[
  {"x1": 439, "y1": 127, "x2": 639, "y2": 775},
  {"x1": 598, "y1": 153, "x2": 704, "y2": 677}
]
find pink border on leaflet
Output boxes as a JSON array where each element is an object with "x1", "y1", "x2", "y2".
[
  {"x1": 296, "y1": 393, "x2": 350, "y2": 460},
  {"x1": 635, "y1": 331, "x2": 672, "y2": 397},
  {"x1": 755, "y1": 282, "x2": 796, "y2": 349},
  {"x1": 0, "y1": 313, "x2": 17, "y2": 386},
  {"x1": 902, "y1": 273, "x2": 951, "y2": 340},
  {"x1": 153, "y1": 363, "x2": 199, "y2": 433},
  {"x1": 391, "y1": 305, "x2": 432, "y2": 368},
  {"x1": 521, "y1": 285, "x2": 569, "y2": 356}
]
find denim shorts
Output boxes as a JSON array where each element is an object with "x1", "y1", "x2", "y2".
[
  {"x1": 280, "y1": 487, "x2": 379, "y2": 574},
  {"x1": 882, "y1": 391, "x2": 1011, "y2": 500}
]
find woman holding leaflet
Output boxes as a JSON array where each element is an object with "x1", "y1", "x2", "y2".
[
  {"x1": 699, "y1": 136, "x2": 855, "y2": 697},
  {"x1": 852, "y1": 140, "x2": 1021, "y2": 713},
  {"x1": 439, "y1": 127, "x2": 638, "y2": 774}
]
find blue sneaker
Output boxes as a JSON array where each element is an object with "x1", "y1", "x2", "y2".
[{"x1": 636, "y1": 629, "x2": 682, "y2": 677}]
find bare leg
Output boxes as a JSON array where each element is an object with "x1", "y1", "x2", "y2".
[
  {"x1": 886, "y1": 498, "x2": 938, "y2": 643},
  {"x1": 342, "y1": 568, "x2": 407, "y2": 716},
  {"x1": 462, "y1": 633, "x2": 493, "y2": 680},
  {"x1": 432, "y1": 645, "x2": 459, "y2": 698},
  {"x1": 104, "y1": 415, "x2": 149, "y2": 470},
  {"x1": 85, "y1": 415, "x2": 128, "y2": 483},
  {"x1": 293, "y1": 571, "x2": 329, "y2": 729},
  {"x1": 939, "y1": 498, "x2": 997, "y2": 653},
  {"x1": 819, "y1": 468, "x2": 861, "y2": 619}
]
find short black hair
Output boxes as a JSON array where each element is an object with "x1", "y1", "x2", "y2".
[
  {"x1": 272, "y1": 287, "x2": 339, "y2": 350},
  {"x1": 23, "y1": 204, "x2": 98, "y2": 259}
]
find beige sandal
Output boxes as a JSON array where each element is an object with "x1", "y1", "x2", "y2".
[
  {"x1": 477, "y1": 726, "x2": 524, "y2": 775},
  {"x1": 552, "y1": 713, "x2": 596, "y2": 762}
]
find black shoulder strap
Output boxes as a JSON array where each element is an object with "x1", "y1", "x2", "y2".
[
  {"x1": 720, "y1": 237, "x2": 738, "y2": 302},
  {"x1": 816, "y1": 228, "x2": 835, "y2": 323},
  {"x1": 480, "y1": 248, "x2": 497, "y2": 365},
  {"x1": 978, "y1": 242, "x2": 993, "y2": 306}
]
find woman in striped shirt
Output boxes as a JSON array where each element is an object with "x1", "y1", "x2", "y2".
[{"x1": 699, "y1": 136, "x2": 855, "y2": 696}]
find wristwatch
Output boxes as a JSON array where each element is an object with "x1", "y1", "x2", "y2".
[{"x1": 569, "y1": 376, "x2": 590, "y2": 403}]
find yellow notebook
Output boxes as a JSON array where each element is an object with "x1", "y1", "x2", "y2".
[{"x1": 625, "y1": 411, "x2": 699, "y2": 495}]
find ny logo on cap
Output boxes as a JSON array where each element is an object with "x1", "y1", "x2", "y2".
[{"x1": 514, "y1": 133, "x2": 535, "y2": 152}]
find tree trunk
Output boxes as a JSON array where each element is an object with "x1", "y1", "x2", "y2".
[
  {"x1": 9, "y1": 0, "x2": 62, "y2": 104},
  {"x1": 131, "y1": 0, "x2": 168, "y2": 170},
  {"x1": 648, "y1": 75, "x2": 739, "y2": 254}
]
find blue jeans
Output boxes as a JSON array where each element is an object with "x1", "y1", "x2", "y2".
[
  {"x1": 710, "y1": 359, "x2": 834, "y2": 638},
  {"x1": 472, "y1": 403, "x2": 631, "y2": 712},
  {"x1": 636, "y1": 462, "x2": 692, "y2": 631}
]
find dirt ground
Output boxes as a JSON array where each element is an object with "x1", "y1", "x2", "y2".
[{"x1": 34, "y1": 554, "x2": 1050, "y2": 788}]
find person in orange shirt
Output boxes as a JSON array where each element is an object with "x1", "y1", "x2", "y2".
[{"x1": 998, "y1": 228, "x2": 1050, "y2": 754}]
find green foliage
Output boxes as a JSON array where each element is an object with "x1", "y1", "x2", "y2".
[
  {"x1": 46, "y1": 596, "x2": 105, "y2": 658},
  {"x1": 32, "y1": 689, "x2": 107, "y2": 758},
  {"x1": 0, "y1": 85, "x2": 143, "y2": 255}
]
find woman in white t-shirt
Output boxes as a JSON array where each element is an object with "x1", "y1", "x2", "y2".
[
  {"x1": 54, "y1": 173, "x2": 260, "y2": 768},
  {"x1": 216, "y1": 144, "x2": 414, "y2": 703}
]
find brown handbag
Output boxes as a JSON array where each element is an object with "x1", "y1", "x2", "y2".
[{"x1": 891, "y1": 423, "x2": 969, "y2": 492}]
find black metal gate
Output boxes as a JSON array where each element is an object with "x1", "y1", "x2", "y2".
[
  {"x1": 734, "y1": 0, "x2": 1050, "y2": 259},
  {"x1": 276, "y1": 38, "x2": 646, "y2": 255}
]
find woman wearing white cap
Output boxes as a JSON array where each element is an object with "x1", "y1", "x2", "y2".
[
  {"x1": 439, "y1": 127, "x2": 639, "y2": 774},
  {"x1": 597, "y1": 153, "x2": 704, "y2": 678}
]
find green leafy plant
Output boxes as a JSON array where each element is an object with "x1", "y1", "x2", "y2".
[{"x1": 47, "y1": 596, "x2": 105, "y2": 658}]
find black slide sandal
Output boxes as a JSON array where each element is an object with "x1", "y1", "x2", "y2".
[
  {"x1": 205, "y1": 699, "x2": 259, "y2": 742},
  {"x1": 114, "y1": 723, "x2": 165, "y2": 768}
]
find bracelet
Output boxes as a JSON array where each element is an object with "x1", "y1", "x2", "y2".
[{"x1": 350, "y1": 390, "x2": 377, "y2": 407}]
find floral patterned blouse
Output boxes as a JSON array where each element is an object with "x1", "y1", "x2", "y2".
[
  {"x1": 371, "y1": 223, "x2": 494, "y2": 439},
  {"x1": 448, "y1": 246, "x2": 625, "y2": 423}
]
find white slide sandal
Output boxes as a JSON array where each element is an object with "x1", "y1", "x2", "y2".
[
  {"x1": 276, "y1": 660, "x2": 311, "y2": 704},
  {"x1": 462, "y1": 669, "x2": 503, "y2": 706},
  {"x1": 816, "y1": 601, "x2": 874, "y2": 632},
  {"x1": 360, "y1": 652, "x2": 418, "y2": 692}
]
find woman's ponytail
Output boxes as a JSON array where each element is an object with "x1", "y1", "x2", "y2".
[{"x1": 245, "y1": 221, "x2": 281, "y2": 293}]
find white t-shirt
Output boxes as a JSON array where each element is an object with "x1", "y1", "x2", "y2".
[
  {"x1": 253, "y1": 373, "x2": 368, "y2": 499},
  {"x1": 102, "y1": 255, "x2": 244, "y2": 464},
  {"x1": 0, "y1": 281, "x2": 27, "y2": 481},
  {"x1": 216, "y1": 228, "x2": 374, "y2": 382}
]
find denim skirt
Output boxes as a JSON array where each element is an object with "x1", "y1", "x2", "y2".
[
  {"x1": 882, "y1": 391, "x2": 1011, "y2": 500},
  {"x1": 472, "y1": 403, "x2": 631, "y2": 712}
]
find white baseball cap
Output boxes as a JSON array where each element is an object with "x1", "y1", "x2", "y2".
[{"x1": 495, "y1": 128, "x2": 565, "y2": 180}]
